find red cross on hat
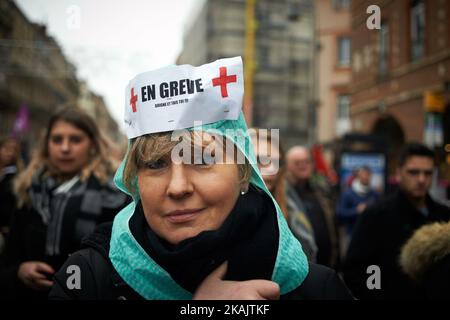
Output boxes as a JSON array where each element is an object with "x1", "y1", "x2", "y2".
[
  {"x1": 130, "y1": 88, "x2": 138, "y2": 113},
  {"x1": 212, "y1": 67, "x2": 237, "y2": 98}
]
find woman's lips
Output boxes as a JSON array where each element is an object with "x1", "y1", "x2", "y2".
[{"x1": 165, "y1": 208, "x2": 204, "y2": 223}]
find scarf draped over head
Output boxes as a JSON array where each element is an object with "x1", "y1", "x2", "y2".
[
  {"x1": 110, "y1": 58, "x2": 308, "y2": 299},
  {"x1": 109, "y1": 113, "x2": 309, "y2": 299}
]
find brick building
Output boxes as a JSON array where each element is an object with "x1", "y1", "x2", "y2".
[
  {"x1": 350, "y1": 0, "x2": 450, "y2": 182},
  {"x1": 0, "y1": 0, "x2": 123, "y2": 155},
  {"x1": 315, "y1": 0, "x2": 352, "y2": 154},
  {"x1": 0, "y1": 0, "x2": 79, "y2": 139}
]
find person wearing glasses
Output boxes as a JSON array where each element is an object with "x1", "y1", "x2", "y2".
[
  {"x1": 49, "y1": 57, "x2": 353, "y2": 300},
  {"x1": 249, "y1": 128, "x2": 317, "y2": 262},
  {"x1": 343, "y1": 142, "x2": 450, "y2": 300}
]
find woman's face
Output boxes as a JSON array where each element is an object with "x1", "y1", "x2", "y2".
[
  {"x1": 137, "y1": 135, "x2": 243, "y2": 245},
  {"x1": 251, "y1": 136, "x2": 281, "y2": 193},
  {"x1": 0, "y1": 140, "x2": 18, "y2": 166},
  {"x1": 47, "y1": 120, "x2": 92, "y2": 177}
]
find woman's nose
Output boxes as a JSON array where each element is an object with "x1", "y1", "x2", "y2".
[
  {"x1": 61, "y1": 138, "x2": 70, "y2": 152},
  {"x1": 166, "y1": 164, "x2": 193, "y2": 198}
]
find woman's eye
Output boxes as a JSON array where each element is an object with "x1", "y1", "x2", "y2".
[
  {"x1": 144, "y1": 159, "x2": 168, "y2": 170},
  {"x1": 51, "y1": 136, "x2": 63, "y2": 144},
  {"x1": 69, "y1": 136, "x2": 82, "y2": 144}
]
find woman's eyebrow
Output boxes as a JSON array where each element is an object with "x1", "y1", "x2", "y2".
[{"x1": 142, "y1": 153, "x2": 171, "y2": 161}]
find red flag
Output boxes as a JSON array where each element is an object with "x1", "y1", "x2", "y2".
[{"x1": 312, "y1": 144, "x2": 338, "y2": 184}]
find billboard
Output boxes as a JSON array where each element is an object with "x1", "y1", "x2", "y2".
[{"x1": 340, "y1": 152, "x2": 387, "y2": 194}]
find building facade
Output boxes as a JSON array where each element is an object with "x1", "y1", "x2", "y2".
[
  {"x1": 78, "y1": 81, "x2": 124, "y2": 143},
  {"x1": 0, "y1": 0, "x2": 123, "y2": 153},
  {"x1": 351, "y1": 0, "x2": 450, "y2": 152},
  {"x1": 0, "y1": 0, "x2": 79, "y2": 139},
  {"x1": 350, "y1": 0, "x2": 450, "y2": 196},
  {"x1": 177, "y1": 0, "x2": 317, "y2": 148},
  {"x1": 315, "y1": 0, "x2": 352, "y2": 156}
]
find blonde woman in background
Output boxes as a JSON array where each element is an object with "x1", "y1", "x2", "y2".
[
  {"x1": 250, "y1": 128, "x2": 317, "y2": 262},
  {"x1": 0, "y1": 107, "x2": 129, "y2": 300}
]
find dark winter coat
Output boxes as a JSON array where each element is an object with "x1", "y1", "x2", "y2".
[
  {"x1": 49, "y1": 221, "x2": 354, "y2": 300},
  {"x1": 0, "y1": 166, "x2": 18, "y2": 230},
  {"x1": 0, "y1": 174, "x2": 129, "y2": 300},
  {"x1": 336, "y1": 186, "x2": 379, "y2": 235},
  {"x1": 343, "y1": 190, "x2": 450, "y2": 300},
  {"x1": 291, "y1": 181, "x2": 340, "y2": 269}
]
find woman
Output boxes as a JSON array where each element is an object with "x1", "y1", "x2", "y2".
[
  {"x1": 0, "y1": 107, "x2": 129, "y2": 299},
  {"x1": 0, "y1": 137, "x2": 23, "y2": 251},
  {"x1": 400, "y1": 221, "x2": 450, "y2": 299},
  {"x1": 49, "y1": 59, "x2": 352, "y2": 300},
  {"x1": 249, "y1": 128, "x2": 317, "y2": 262}
]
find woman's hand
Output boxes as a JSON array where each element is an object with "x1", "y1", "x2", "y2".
[
  {"x1": 194, "y1": 262, "x2": 280, "y2": 300},
  {"x1": 17, "y1": 261, "x2": 55, "y2": 291}
]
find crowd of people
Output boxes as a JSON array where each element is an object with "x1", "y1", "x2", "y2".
[
  {"x1": 0, "y1": 108, "x2": 129, "y2": 299},
  {"x1": 0, "y1": 58, "x2": 449, "y2": 300}
]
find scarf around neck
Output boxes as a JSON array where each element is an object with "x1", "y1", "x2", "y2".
[
  {"x1": 29, "y1": 169, "x2": 81, "y2": 224},
  {"x1": 28, "y1": 168, "x2": 84, "y2": 256},
  {"x1": 110, "y1": 112, "x2": 309, "y2": 299},
  {"x1": 351, "y1": 179, "x2": 371, "y2": 196},
  {"x1": 132, "y1": 185, "x2": 278, "y2": 293},
  {"x1": 109, "y1": 185, "x2": 309, "y2": 299}
]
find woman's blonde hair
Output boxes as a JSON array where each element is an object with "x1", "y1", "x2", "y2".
[
  {"x1": 123, "y1": 131, "x2": 252, "y2": 197},
  {"x1": 14, "y1": 107, "x2": 118, "y2": 207}
]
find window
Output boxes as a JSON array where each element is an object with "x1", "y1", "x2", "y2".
[
  {"x1": 337, "y1": 37, "x2": 351, "y2": 67},
  {"x1": 379, "y1": 21, "x2": 389, "y2": 74},
  {"x1": 258, "y1": 45, "x2": 269, "y2": 68},
  {"x1": 410, "y1": 0, "x2": 425, "y2": 61},
  {"x1": 332, "y1": 0, "x2": 351, "y2": 9},
  {"x1": 336, "y1": 95, "x2": 351, "y2": 136},
  {"x1": 337, "y1": 95, "x2": 350, "y2": 119}
]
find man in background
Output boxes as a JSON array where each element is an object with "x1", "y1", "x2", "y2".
[
  {"x1": 343, "y1": 143, "x2": 450, "y2": 299},
  {"x1": 337, "y1": 166, "x2": 379, "y2": 255},
  {"x1": 286, "y1": 146, "x2": 339, "y2": 269}
]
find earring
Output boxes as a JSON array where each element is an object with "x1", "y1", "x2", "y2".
[{"x1": 241, "y1": 190, "x2": 246, "y2": 195}]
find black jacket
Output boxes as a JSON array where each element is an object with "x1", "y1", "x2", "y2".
[
  {"x1": 0, "y1": 175, "x2": 129, "y2": 300},
  {"x1": 0, "y1": 166, "x2": 17, "y2": 230},
  {"x1": 49, "y1": 222, "x2": 354, "y2": 300},
  {"x1": 343, "y1": 191, "x2": 450, "y2": 300}
]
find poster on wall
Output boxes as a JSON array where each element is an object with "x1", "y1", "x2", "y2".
[{"x1": 340, "y1": 152, "x2": 387, "y2": 194}]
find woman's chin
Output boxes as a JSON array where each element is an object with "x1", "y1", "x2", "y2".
[{"x1": 163, "y1": 229, "x2": 200, "y2": 245}]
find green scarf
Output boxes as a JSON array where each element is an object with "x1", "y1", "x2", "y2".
[{"x1": 109, "y1": 112, "x2": 309, "y2": 299}]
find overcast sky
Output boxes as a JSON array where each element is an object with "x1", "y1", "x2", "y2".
[{"x1": 15, "y1": 0, "x2": 204, "y2": 132}]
